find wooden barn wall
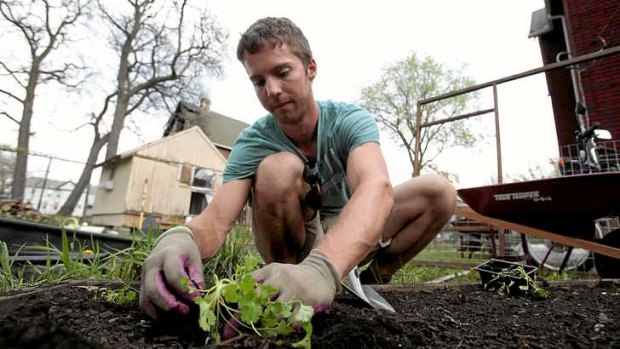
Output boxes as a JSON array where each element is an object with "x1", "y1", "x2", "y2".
[
  {"x1": 92, "y1": 128, "x2": 228, "y2": 228},
  {"x1": 91, "y1": 160, "x2": 133, "y2": 222}
]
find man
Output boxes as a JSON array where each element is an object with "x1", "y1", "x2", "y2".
[{"x1": 140, "y1": 17, "x2": 456, "y2": 320}]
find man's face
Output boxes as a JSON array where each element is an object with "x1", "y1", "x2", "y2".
[{"x1": 242, "y1": 42, "x2": 316, "y2": 125}]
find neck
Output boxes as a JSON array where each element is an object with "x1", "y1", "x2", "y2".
[
  {"x1": 281, "y1": 102, "x2": 318, "y2": 144},
  {"x1": 280, "y1": 103, "x2": 318, "y2": 159}
]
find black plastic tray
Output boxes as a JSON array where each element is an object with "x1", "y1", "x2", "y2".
[{"x1": 475, "y1": 259, "x2": 537, "y2": 294}]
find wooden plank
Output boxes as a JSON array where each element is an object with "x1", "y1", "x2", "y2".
[
  {"x1": 454, "y1": 205, "x2": 620, "y2": 259},
  {"x1": 444, "y1": 224, "x2": 493, "y2": 233}
]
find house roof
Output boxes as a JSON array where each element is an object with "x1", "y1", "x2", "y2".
[
  {"x1": 107, "y1": 126, "x2": 228, "y2": 165},
  {"x1": 199, "y1": 110, "x2": 249, "y2": 149},
  {"x1": 164, "y1": 101, "x2": 249, "y2": 149},
  {"x1": 25, "y1": 177, "x2": 97, "y2": 192}
]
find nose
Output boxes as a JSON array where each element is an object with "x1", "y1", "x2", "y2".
[{"x1": 265, "y1": 77, "x2": 281, "y2": 98}]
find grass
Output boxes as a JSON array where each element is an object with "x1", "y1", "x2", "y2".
[
  {"x1": 391, "y1": 244, "x2": 600, "y2": 285},
  {"x1": 413, "y1": 248, "x2": 488, "y2": 264},
  {"x1": 0, "y1": 222, "x2": 601, "y2": 294},
  {"x1": 391, "y1": 264, "x2": 481, "y2": 284},
  {"x1": 0, "y1": 224, "x2": 258, "y2": 294}
]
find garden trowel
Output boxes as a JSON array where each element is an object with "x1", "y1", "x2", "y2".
[{"x1": 342, "y1": 268, "x2": 396, "y2": 312}]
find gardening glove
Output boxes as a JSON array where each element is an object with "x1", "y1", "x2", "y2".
[
  {"x1": 139, "y1": 225, "x2": 205, "y2": 320},
  {"x1": 252, "y1": 249, "x2": 341, "y2": 312}
]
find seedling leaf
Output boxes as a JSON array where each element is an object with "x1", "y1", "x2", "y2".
[{"x1": 193, "y1": 254, "x2": 316, "y2": 347}]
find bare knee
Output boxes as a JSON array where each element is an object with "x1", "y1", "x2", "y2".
[
  {"x1": 254, "y1": 152, "x2": 305, "y2": 203},
  {"x1": 396, "y1": 174, "x2": 456, "y2": 219},
  {"x1": 420, "y1": 174, "x2": 456, "y2": 218}
]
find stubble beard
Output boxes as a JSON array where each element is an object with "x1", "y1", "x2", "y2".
[{"x1": 275, "y1": 99, "x2": 308, "y2": 125}]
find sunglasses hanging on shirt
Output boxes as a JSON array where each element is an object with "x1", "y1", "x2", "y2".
[{"x1": 303, "y1": 160, "x2": 322, "y2": 211}]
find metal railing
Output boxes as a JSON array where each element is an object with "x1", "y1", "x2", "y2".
[{"x1": 412, "y1": 45, "x2": 620, "y2": 182}]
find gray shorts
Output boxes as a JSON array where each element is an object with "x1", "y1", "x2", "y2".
[
  {"x1": 299, "y1": 211, "x2": 339, "y2": 260},
  {"x1": 300, "y1": 211, "x2": 392, "y2": 265}
]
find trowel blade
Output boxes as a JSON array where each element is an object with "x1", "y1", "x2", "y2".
[
  {"x1": 343, "y1": 268, "x2": 396, "y2": 312},
  {"x1": 361, "y1": 284, "x2": 396, "y2": 312}
]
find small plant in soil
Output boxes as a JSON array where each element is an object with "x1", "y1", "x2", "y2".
[
  {"x1": 186, "y1": 254, "x2": 315, "y2": 349},
  {"x1": 99, "y1": 284, "x2": 138, "y2": 306},
  {"x1": 484, "y1": 264, "x2": 550, "y2": 299}
]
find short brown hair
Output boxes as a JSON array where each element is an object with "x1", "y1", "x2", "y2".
[{"x1": 236, "y1": 17, "x2": 313, "y2": 67}]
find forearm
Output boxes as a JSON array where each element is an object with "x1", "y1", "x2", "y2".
[
  {"x1": 186, "y1": 179, "x2": 252, "y2": 260},
  {"x1": 186, "y1": 206, "x2": 236, "y2": 260},
  {"x1": 318, "y1": 177, "x2": 393, "y2": 277}
]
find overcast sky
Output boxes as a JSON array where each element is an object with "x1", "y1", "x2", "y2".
[{"x1": 1, "y1": 0, "x2": 557, "y2": 189}]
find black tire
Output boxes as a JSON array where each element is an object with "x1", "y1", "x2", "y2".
[{"x1": 594, "y1": 228, "x2": 620, "y2": 279}]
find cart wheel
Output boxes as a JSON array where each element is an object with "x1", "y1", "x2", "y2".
[{"x1": 594, "y1": 228, "x2": 620, "y2": 279}]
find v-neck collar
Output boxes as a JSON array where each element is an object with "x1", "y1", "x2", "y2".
[{"x1": 273, "y1": 103, "x2": 321, "y2": 164}]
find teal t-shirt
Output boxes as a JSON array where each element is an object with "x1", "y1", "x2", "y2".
[{"x1": 223, "y1": 100, "x2": 380, "y2": 213}]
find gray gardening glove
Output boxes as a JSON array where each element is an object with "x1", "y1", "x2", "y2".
[
  {"x1": 252, "y1": 249, "x2": 341, "y2": 312},
  {"x1": 139, "y1": 226, "x2": 205, "y2": 320}
]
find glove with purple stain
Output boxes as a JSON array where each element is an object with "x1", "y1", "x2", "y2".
[
  {"x1": 139, "y1": 226, "x2": 205, "y2": 320},
  {"x1": 221, "y1": 250, "x2": 340, "y2": 339},
  {"x1": 251, "y1": 249, "x2": 341, "y2": 312}
]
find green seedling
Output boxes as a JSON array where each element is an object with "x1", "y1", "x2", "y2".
[
  {"x1": 186, "y1": 254, "x2": 314, "y2": 349},
  {"x1": 100, "y1": 284, "x2": 138, "y2": 306},
  {"x1": 484, "y1": 265, "x2": 550, "y2": 299}
]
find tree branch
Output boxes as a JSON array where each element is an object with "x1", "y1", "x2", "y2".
[
  {"x1": 0, "y1": 88, "x2": 24, "y2": 103},
  {"x1": 97, "y1": 0, "x2": 129, "y2": 36},
  {"x1": 1, "y1": 111, "x2": 20, "y2": 124},
  {"x1": 0, "y1": 61, "x2": 27, "y2": 89}
]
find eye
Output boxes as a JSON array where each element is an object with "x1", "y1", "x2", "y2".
[
  {"x1": 277, "y1": 68, "x2": 290, "y2": 78},
  {"x1": 252, "y1": 78, "x2": 265, "y2": 87}
]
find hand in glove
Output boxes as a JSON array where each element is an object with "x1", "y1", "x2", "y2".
[
  {"x1": 139, "y1": 226, "x2": 205, "y2": 320},
  {"x1": 251, "y1": 249, "x2": 341, "y2": 312}
]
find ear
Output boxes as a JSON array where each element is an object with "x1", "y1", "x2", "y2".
[{"x1": 307, "y1": 58, "x2": 317, "y2": 81}]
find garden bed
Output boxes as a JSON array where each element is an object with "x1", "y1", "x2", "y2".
[{"x1": 0, "y1": 279, "x2": 618, "y2": 348}]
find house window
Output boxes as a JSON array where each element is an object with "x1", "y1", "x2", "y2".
[
  {"x1": 189, "y1": 192, "x2": 208, "y2": 215},
  {"x1": 191, "y1": 168, "x2": 216, "y2": 190},
  {"x1": 99, "y1": 164, "x2": 116, "y2": 191}
]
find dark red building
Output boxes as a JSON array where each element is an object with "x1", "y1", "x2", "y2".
[{"x1": 530, "y1": 0, "x2": 620, "y2": 146}]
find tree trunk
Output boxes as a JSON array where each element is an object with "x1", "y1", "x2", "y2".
[
  {"x1": 104, "y1": 95, "x2": 130, "y2": 160},
  {"x1": 11, "y1": 68, "x2": 38, "y2": 200},
  {"x1": 57, "y1": 133, "x2": 109, "y2": 216}
]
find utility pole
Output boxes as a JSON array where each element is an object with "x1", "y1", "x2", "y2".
[
  {"x1": 81, "y1": 179, "x2": 91, "y2": 218},
  {"x1": 37, "y1": 156, "x2": 52, "y2": 211}
]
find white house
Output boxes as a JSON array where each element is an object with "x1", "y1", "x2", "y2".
[{"x1": 23, "y1": 177, "x2": 96, "y2": 217}]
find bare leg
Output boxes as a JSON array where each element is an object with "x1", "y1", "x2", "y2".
[
  {"x1": 252, "y1": 152, "x2": 313, "y2": 264},
  {"x1": 360, "y1": 174, "x2": 456, "y2": 283}
]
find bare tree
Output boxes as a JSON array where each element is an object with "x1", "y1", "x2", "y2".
[
  {"x1": 101, "y1": 0, "x2": 227, "y2": 159},
  {"x1": 359, "y1": 53, "x2": 479, "y2": 181},
  {"x1": 0, "y1": 0, "x2": 86, "y2": 200},
  {"x1": 57, "y1": 95, "x2": 112, "y2": 217},
  {"x1": 58, "y1": 0, "x2": 227, "y2": 215}
]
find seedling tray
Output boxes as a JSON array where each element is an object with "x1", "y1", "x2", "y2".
[{"x1": 475, "y1": 259, "x2": 537, "y2": 295}]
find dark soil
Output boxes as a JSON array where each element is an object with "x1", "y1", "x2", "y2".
[{"x1": 1, "y1": 279, "x2": 619, "y2": 349}]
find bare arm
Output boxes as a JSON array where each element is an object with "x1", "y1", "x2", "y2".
[
  {"x1": 186, "y1": 178, "x2": 252, "y2": 260},
  {"x1": 317, "y1": 142, "x2": 394, "y2": 276}
]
